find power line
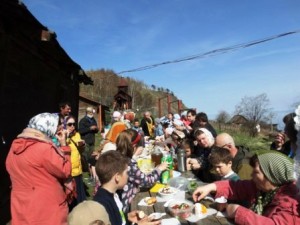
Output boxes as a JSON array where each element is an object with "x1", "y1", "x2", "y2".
[{"x1": 117, "y1": 30, "x2": 300, "y2": 74}]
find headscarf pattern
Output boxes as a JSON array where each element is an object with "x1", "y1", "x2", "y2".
[
  {"x1": 27, "y1": 113, "x2": 59, "y2": 138},
  {"x1": 256, "y1": 150, "x2": 294, "y2": 186}
]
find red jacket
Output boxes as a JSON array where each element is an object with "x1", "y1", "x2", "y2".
[
  {"x1": 6, "y1": 128, "x2": 71, "y2": 225},
  {"x1": 215, "y1": 180, "x2": 300, "y2": 225}
]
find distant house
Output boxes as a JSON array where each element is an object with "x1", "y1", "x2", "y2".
[
  {"x1": 79, "y1": 95, "x2": 110, "y2": 131},
  {"x1": 113, "y1": 77, "x2": 132, "y2": 111},
  {"x1": 229, "y1": 115, "x2": 248, "y2": 125},
  {"x1": 0, "y1": 1, "x2": 92, "y2": 223}
]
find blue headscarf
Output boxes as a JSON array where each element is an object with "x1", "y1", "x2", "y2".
[{"x1": 27, "y1": 113, "x2": 59, "y2": 138}]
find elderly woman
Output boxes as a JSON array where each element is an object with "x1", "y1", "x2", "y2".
[
  {"x1": 193, "y1": 150, "x2": 300, "y2": 225},
  {"x1": 6, "y1": 113, "x2": 72, "y2": 225},
  {"x1": 186, "y1": 128, "x2": 216, "y2": 182}
]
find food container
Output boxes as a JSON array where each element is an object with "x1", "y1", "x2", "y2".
[
  {"x1": 187, "y1": 180, "x2": 205, "y2": 194},
  {"x1": 167, "y1": 200, "x2": 194, "y2": 219},
  {"x1": 194, "y1": 203, "x2": 207, "y2": 216},
  {"x1": 158, "y1": 186, "x2": 178, "y2": 200},
  {"x1": 215, "y1": 196, "x2": 228, "y2": 212},
  {"x1": 168, "y1": 177, "x2": 189, "y2": 191}
]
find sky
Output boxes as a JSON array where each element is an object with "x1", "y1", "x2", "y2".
[{"x1": 22, "y1": 0, "x2": 300, "y2": 128}]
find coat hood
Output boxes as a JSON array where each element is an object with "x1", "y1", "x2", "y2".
[{"x1": 13, "y1": 128, "x2": 53, "y2": 154}]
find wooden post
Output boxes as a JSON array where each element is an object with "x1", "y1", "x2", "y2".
[
  {"x1": 167, "y1": 94, "x2": 171, "y2": 113},
  {"x1": 158, "y1": 98, "x2": 161, "y2": 117},
  {"x1": 98, "y1": 105, "x2": 102, "y2": 132}
]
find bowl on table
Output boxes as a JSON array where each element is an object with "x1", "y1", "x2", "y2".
[
  {"x1": 187, "y1": 180, "x2": 206, "y2": 194},
  {"x1": 167, "y1": 199, "x2": 194, "y2": 220},
  {"x1": 158, "y1": 186, "x2": 178, "y2": 200}
]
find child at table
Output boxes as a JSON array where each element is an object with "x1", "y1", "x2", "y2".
[
  {"x1": 208, "y1": 146, "x2": 239, "y2": 181},
  {"x1": 116, "y1": 129, "x2": 168, "y2": 213},
  {"x1": 93, "y1": 151, "x2": 160, "y2": 225}
]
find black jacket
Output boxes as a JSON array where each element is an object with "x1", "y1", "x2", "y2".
[{"x1": 78, "y1": 116, "x2": 98, "y2": 145}]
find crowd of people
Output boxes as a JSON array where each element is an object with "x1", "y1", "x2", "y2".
[{"x1": 4, "y1": 104, "x2": 300, "y2": 225}]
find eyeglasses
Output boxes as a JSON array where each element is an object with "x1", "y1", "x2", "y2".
[{"x1": 67, "y1": 122, "x2": 76, "y2": 127}]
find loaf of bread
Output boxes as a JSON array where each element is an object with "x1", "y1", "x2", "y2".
[{"x1": 144, "y1": 197, "x2": 157, "y2": 205}]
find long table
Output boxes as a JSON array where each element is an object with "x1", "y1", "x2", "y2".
[{"x1": 130, "y1": 172, "x2": 234, "y2": 225}]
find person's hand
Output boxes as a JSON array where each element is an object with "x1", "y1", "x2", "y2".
[
  {"x1": 127, "y1": 210, "x2": 139, "y2": 223},
  {"x1": 192, "y1": 183, "x2": 217, "y2": 202},
  {"x1": 56, "y1": 129, "x2": 68, "y2": 146},
  {"x1": 186, "y1": 158, "x2": 200, "y2": 170},
  {"x1": 138, "y1": 216, "x2": 161, "y2": 225},
  {"x1": 226, "y1": 204, "x2": 240, "y2": 218},
  {"x1": 90, "y1": 125, "x2": 98, "y2": 130},
  {"x1": 134, "y1": 146, "x2": 144, "y2": 157},
  {"x1": 156, "y1": 161, "x2": 169, "y2": 172}
]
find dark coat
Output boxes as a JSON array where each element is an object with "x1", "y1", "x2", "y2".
[{"x1": 78, "y1": 116, "x2": 98, "y2": 145}]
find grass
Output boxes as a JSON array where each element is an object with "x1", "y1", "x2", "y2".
[{"x1": 217, "y1": 128, "x2": 272, "y2": 152}]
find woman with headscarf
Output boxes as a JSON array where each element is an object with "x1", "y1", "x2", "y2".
[
  {"x1": 186, "y1": 128, "x2": 216, "y2": 182},
  {"x1": 193, "y1": 150, "x2": 300, "y2": 225},
  {"x1": 6, "y1": 113, "x2": 72, "y2": 225}
]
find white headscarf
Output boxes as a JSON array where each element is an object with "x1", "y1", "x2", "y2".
[
  {"x1": 198, "y1": 128, "x2": 215, "y2": 147},
  {"x1": 27, "y1": 113, "x2": 59, "y2": 138},
  {"x1": 293, "y1": 105, "x2": 300, "y2": 189}
]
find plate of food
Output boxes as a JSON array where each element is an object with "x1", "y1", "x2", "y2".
[
  {"x1": 158, "y1": 186, "x2": 178, "y2": 196},
  {"x1": 186, "y1": 203, "x2": 217, "y2": 222},
  {"x1": 167, "y1": 200, "x2": 194, "y2": 220},
  {"x1": 143, "y1": 197, "x2": 157, "y2": 206}
]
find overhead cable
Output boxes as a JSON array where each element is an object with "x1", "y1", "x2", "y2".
[{"x1": 117, "y1": 29, "x2": 300, "y2": 74}]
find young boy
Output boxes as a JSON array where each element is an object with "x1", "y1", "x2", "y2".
[
  {"x1": 93, "y1": 151, "x2": 160, "y2": 225},
  {"x1": 208, "y1": 146, "x2": 239, "y2": 181},
  {"x1": 93, "y1": 151, "x2": 129, "y2": 225}
]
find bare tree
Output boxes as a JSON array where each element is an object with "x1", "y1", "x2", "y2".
[
  {"x1": 235, "y1": 93, "x2": 272, "y2": 136},
  {"x1": 216, "y1": 110, "x2": 230, "y2": 124}
]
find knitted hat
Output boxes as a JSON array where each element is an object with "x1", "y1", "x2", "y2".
[
  {"x1": 68, "y1": 200, "x2": 111, "y2": 225},
  {"x1": 256, "y1": 150, "x2": 294, "y2": 186}
]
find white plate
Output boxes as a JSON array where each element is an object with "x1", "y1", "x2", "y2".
[
  {"x1": 186, "y1": 208, "x2": 218, "y2": 223},
  {"x1": 161, "y1": 218, "x2": 181, "y2": 225},
  {"x1": 158, "y1": 187, "x2": 178, "y2": 196}
]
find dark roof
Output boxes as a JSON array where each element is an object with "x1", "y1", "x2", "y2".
[
  {"x1": 229, "y1": 115, "x2": 248, "y2": 124},
  {"x1": 118, "y1": 77, "x2": 128, "y2": 87},
  {"x1": 0, "y1": 0, "x2": 93, "y2": 85},
  {"x1": 79, "y1": 95, "x2": 110, "y2": 110}
]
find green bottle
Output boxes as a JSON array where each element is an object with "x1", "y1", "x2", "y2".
[{"x1": 161, "y1": 153, "x2": 173, "y2": 184}]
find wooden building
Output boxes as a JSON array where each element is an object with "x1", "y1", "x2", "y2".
[
  {"x1": 0, "y1": 1, "x2": 92, "y2": 223},
  {"x1": 229, "y1": 114, "x2": 249, "y2": 125},
  {"x1": 113, "y1": 77, "x2": 132, "y2": 111},
  {"x1": 79, "y1": 95, "x2": 110, "y2": 131}
]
